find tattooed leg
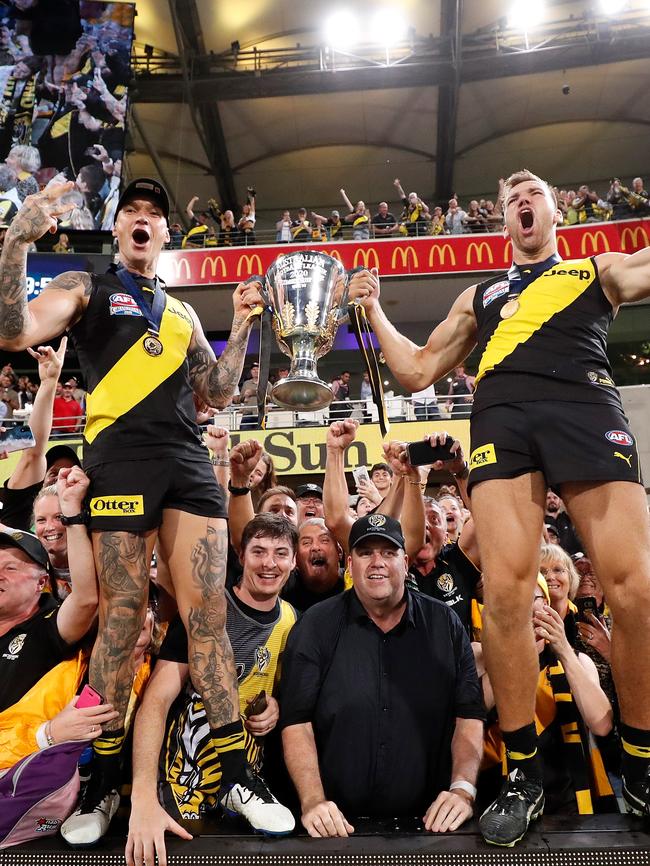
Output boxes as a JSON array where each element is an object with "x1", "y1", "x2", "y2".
[
  {"x1": 158, "y1": 511, "x2": 238, "y2": 727},
  {"x1": 90, "y1": 529, "x2": 157, "y2": 729}
]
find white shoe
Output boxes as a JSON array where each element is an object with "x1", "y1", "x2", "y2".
[
  {"x1": 60, "y1": 788, "x2": 120, "y2": 846},
  {"x1": 220, "y1": 768, "x2": 295, "y2": 835}
]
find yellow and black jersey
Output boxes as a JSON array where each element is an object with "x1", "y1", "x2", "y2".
[
  {"x1": 472, "y1": 257, "x2": 622, "y2": 413},
  {"x1": 69, "y1": 267, "x2": 204, "y2": 468},
  {"x1": 159, "y1": 593, "x2": 297, "y2": 819}
]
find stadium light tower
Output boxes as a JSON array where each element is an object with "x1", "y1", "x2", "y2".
[{"x1": 323, "y1": 9, "x2": 360, "y2": 50}]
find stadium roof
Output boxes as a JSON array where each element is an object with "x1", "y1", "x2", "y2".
[{"x1": 125, "y1": 0, "x2": 650, "y2": 225}]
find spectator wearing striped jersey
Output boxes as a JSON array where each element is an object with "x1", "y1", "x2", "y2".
[{"x1": 125, "y1": 514, "x2": 299, "y2": 865}]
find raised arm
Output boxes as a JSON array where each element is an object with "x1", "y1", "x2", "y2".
[
  {"x1": 0, "y1": 183, "x2": 88, "y2": 349},
  {"x1": 8, "y1": 338, "x2": 66, "y2": 490},
  {"x1": 339, "y1": 188, "x2": 354, "y2": 213},
  {"x1": 185, "y1": 280, "x2": 262, "y2": 409},
  {"x1": 55, "y1": 467, "x2": 100, "y2": 645},
  {"x1": 393, "y1": 178, "x2": 406, "y2": 200},
  {"x1": 323, "y1": 421, "x2": 358, "y2": 551},
  {"x1": 227, "y1": 439, "x2": 262, "y2": 553},
  {"x1": 185, "y1": 195, "x2": 199, "y2": 222},
  {"x1": 381, "y1": 441, "x2": 426, "y2": 559},
  {"x1": 126, "y1": 659, "x2": 193, "y2": 866},
  {"x1": 348, "y1": 269, "x2": 478, "y2": 391},
  {"x1": 598, "y1": 250, "x2": 650, "y2": 305}
]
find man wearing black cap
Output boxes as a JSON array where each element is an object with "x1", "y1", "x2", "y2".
[
  {"x1": 280, "y1": 514, "x2": 485, "y2": 837},
  {"x1": 295, "y1": 483, "x2": 325, "y2": 524},
  {"x1": 0, "y1": 179, "x2": 289, "y2": 842}
]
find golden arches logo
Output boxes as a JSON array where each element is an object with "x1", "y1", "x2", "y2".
[
  {"x1": 503, "y1": 239, "x2": 512, "y2": 264},
  {"x1": 237, "y1": 253, "x2": 264, "y2": 277},
  {"x1": 166, "y1": 256, "x2": 191, "y2": 281},
  {"x1": 620, "y1": 226, "x2": 650, "y2": 252},
  {"x1": 200, "y1": 255, "x2": 227, "y2": 280},
  {"x1": 467, "y1": 241, "x2": 494, "y2": 265},
  {"x1": 391, "y1": 245, "x2": 418, "y2": 270},
  {"x1": 581, "y1": 230, "x2": 610, "y2": 256},
  {"x1": 353, "y1": 247, "x2": 379, "y2": 270},
  {"x1": 428, "y1": 243, "x2": 456, "y2": 269},
  {"x1": 556, "y1": 234, "x2": 571, "y2": 258},
  {"x1": 323, "y1": 249, "x2": 342, "y2": 263}
]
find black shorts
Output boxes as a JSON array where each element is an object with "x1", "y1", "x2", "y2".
[
  {"x1": 86, "y1": 455, "x2": 227, "y2": 531},
  {"x1": 468, "y1": 401, "x2": 642, "y2": 492}
]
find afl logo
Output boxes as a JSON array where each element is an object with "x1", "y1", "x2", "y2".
[{"x1": 605, "y1": 430, "x2": 633, "y2": 446}]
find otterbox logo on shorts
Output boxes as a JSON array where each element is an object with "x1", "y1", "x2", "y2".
[
  {"x1": 90, "y1": 495, "x2": 144, "y2": 516},
  {"x1": 469, "y1": 443, "x2": 497, "y2": 471}
]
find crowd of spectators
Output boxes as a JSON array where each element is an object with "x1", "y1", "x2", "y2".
[
  {"x1": 0, "y1": 330, "x2": 626, "y2": 855},
  {"x1": 0, "y1": 3, "x2": 131, "y2": 231},
  {"x1": 158, "y1": 175, "x2": 650, "y2": 250}
]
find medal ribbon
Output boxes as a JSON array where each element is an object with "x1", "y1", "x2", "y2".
[
  {"x1": 505, "y1": 252, "x2": 563, "y2": 303},
  {"x1": 115, "y1": 266, "x2": 166, "y2": 336}
]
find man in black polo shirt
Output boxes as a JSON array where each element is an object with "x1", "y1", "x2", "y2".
[
  {"x1": 280, "y1": 514, "x2": 485, "y2": 837},
  {"x1": 371, "y1": 202, "x2": 398, "y2": 237}
]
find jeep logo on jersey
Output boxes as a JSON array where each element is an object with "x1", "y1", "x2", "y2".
[
  {"x1": 483, "y1": 280, "x2": 509, "y2": 307},
  {"x1": 605, "y1": 430, "x2": 633, "y2": 447},
  {"x1": 90, "y1": 495, "x2": 145, "y2": 516},
  {"x1": 109, "y1": 293, "x2": 143, "y2": 316}
]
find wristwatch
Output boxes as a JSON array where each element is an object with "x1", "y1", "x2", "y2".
[
  {"x1": 60, "y1": 509, "x2": 90, "y2": 526},
  {"x1": 228, "y1": 481, "x2": 250, "y2": 496}
]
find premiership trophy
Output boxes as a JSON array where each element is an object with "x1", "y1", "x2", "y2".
[{"x1": 261, "y1": 250, "x2": 350, "y2": 411}]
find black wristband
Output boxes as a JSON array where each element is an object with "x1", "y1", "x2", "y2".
[
  {"x1": 228, "y1": 481, "x2": 251, "y2": 496},
  {"x1": 60, "y1": 509, "x2": 90, "y2": 526}
]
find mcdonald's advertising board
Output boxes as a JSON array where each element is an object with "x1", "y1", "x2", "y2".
[
  {"x1": 158, "y1": 219, "x2": 650, "y2": 287},
  {"x1": 0, "y1": 420, "x2": 471, "y2": 484}
]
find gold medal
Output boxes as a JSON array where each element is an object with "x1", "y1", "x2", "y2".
[
  {"x1": 500, "y1": 299, "x2": 520, "y2": 319},
  {"x1": 143, "y1": 335, "x2": 163, "y2": 356}
]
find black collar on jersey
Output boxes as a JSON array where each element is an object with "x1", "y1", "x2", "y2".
[
  {"x1": 114, "y1": 265, "x2": 166, "y2": 337},
  {"x1": 505, "y1": 252, "x2": 562, "y2": 301}
]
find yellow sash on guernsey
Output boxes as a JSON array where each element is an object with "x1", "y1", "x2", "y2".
[
  {"x1": 476, "y1": 258, "x2": 596, "y2": 385},
  {"x1": 84, "y1": 294, "x2": 193, "y2": 444}
]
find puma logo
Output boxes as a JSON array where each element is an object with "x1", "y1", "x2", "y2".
[{"x1": 614, "y1": 452, "x2": 632, "y2": 468}]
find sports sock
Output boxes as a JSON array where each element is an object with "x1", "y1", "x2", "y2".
[
  {"x1": 620, "y1": 723, "x2": 650, "y2": 784},
  {"x1": 211, "y1": 719, "x2": 248, "y2": 783},
  {"x1": 91, "y1": 728, "x2": 126, "y2": 791},
  {"x1": 503, "y1": 723, "x2": 543, "y2": 783}
]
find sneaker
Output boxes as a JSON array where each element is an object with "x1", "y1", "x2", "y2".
[
  {"x1": 623, "y1": 770, "x2": 650, "y2": 816},
  {"x1": 479, "y1": 768, "x2": 544, "y2": 847},
  {"x1": 60, "y1": 782, "x2": 120, "y2": 847},
  {"x1": 219, "y1": 767, "x2": 295, "y2": 836}
]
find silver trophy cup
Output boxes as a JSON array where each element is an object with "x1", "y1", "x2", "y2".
[{"x1": 262, "y1": 250, "x2": 349, "y2": 411}]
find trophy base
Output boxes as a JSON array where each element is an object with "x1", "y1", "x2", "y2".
[{"x1": 271, "y1": 377, "x2": 333, "y2": 412}]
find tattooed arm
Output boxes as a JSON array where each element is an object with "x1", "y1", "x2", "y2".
[
  {"x1": 0, "y1": 182, "x2": 89, "y2": 349},
  {"x1": 185, "y1": 280, "x2": 263, "y2": 409}
]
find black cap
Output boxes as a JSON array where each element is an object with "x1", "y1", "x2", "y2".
[
  {"x1": 0, "y1": 528, "x2": 49, "y2": 569},
  {"x1": 115, "y1": 177, "x2": 170, "y2": 222},
  {"x1": 295, "y1": 483, "x2": 323, "y2": 500},
  {"x1": 46, "y1": 444, "x2": 81, "y2": 471},
  {"x1": 349, "y1": 514, "x2": 405, "y2": 551}
]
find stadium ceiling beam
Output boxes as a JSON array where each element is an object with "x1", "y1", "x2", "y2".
[
  {"x1": 168, "y1": 0, "x2": 238, "y2": 211},
  {"x1": 435, "y1": 0, "x2": 462, "y2": 203},
  {"x1": 133, "y1": 36, "x2": 650, "y2": 103}
]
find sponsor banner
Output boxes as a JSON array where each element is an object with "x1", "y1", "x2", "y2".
[
  {"x1": 158, "y1": 219, "x2": 650, "y2": 286},
  {"x1": 0, "y1": 421, "x2": 471, "y2": 483}
]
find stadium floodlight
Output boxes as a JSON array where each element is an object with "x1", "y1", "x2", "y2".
[
  {"x1": 369, "y1": 9, "x2": 408, "y2": 46},
  {"x1": 507, "y1": 0, "x2": 545, "y2": 30},
  {"x1": 323, "y1": 9, "x2": 360, "y2": 49},
  {"x1": 598, "y1": 0, "x2": 627, "y2": 13}
]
